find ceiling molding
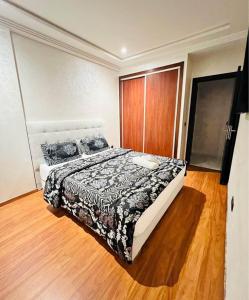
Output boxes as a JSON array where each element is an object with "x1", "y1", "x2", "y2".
[
  {"x1": 122, "y1": 23, "x2": 231, "y2": 61},
  {"x1": 121, "y1": 29, "x2": 247, "y2": 69},
  {"x1": 0, "y1": 15, "x2": 120, "y2": 71},
  {"x1": 5, "y1": 0, "x2": 121, "y2": 60},
  {"x1": 187, "y1": 29, "x2": 247, "y2": 54},
  {"x1": 0, "y1": 0, "x2": 247, "y2": 70}
]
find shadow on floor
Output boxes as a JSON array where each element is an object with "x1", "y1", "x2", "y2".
[
  {"x1": 47, "y1": 185, "x2": 206, "y2": 288},
  {"x1": 120, "y1": 186, "x2": 206, "y2": 287},
  {"x1": 47, "y1": 205, "x2": 65, "y2": 218}
]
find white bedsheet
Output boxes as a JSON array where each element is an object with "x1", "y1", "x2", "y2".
[{"x1": 40, "y1": 148, "x2": 112, "y2": 185}]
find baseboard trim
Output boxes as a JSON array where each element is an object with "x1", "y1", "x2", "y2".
[{"x1": 0, "y1": 189, "x2": 38, "y2": 207}]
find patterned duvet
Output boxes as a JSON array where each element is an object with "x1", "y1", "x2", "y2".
[{"x1": 44, "y1": 148, "x2": 185, "y2": 263}]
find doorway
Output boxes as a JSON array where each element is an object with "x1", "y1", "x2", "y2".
[{"x1": 186, "y1": 72, "x2": 237, "y2": 173}]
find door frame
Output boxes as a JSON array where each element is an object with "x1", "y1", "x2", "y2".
[{"x1": 185, "y1": 71, "x2": 237, "y2": 164}]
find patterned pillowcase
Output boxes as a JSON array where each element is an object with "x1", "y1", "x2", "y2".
[
  {"x1": 79, "y1": 135, "x2": 109, "y2": 155},
  {"x1": 41, "y1": 141, "x2": 81, "y2": 166}
]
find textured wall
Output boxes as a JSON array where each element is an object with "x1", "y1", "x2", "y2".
[
  {"x1": 0, "y1": 29, "x2": 36, "y2": 202},
  {"x1": 191, "y1": 42, "x2": 245, "y2": 78},
  {"x1": 12, "y1": 34, "x2": 120, "y2": 147}
]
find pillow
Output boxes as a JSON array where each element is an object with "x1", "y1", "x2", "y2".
[
  {"x1": 78, "y1": 135, "x2": 109, "y2": 155},
  {"x1": 41, "y1": 141, "x2": 81, "y2": 166}
]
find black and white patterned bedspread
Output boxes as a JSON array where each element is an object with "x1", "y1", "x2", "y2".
[{"x1": 44, "y1": 148, "x2": 185, "y2": 263}]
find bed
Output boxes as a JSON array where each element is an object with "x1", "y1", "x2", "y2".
[{"x1": 27, "y1": 120, "x2": 186, "y2": 263}]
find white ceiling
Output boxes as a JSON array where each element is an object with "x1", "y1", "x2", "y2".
[{"x1": 6, "y1": 0, "x2": 249, "y2": 60}]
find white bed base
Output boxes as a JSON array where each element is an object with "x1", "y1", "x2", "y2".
[{"x1": 132, "y1": 167, "x2": 185, "y2": 260}]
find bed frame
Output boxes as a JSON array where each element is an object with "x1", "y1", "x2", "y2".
[{"x1": 26, "y1": 119, "x2": 185, "y2": 261}]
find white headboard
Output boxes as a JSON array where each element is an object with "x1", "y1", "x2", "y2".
[{"x1": 26, "y1": 119, "x2": 104, "y2": 189}]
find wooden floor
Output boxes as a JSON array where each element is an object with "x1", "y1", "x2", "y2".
[{"x1": 0, "y1": 168, "x2": 227, "y2": 300}]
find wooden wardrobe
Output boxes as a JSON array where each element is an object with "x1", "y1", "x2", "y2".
[{"x1": 120, "y1": 63, "x2": 183, "y2": 157}]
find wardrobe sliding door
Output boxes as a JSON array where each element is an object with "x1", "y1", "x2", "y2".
[
  {"x1": 144, "y1": 69, "x2": 179, "y2": 156},
  {"x1": 120, "y1": 63, "x2": 182, "y2": 157},
  {"x1": 122, "y1": 77, "x2": 145, "y2": 152}
]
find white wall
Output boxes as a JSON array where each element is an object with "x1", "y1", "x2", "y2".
[
  {"x1": 191, "y1": 42, "x2": 245, "y2": 78},
  {"x1": 0, "y1": 30, "x2": 120, "y2": 202},
  {"x1": 120, "y1": 53, "x2": 188, "y2": 77},
  {"x1": 0, "y1": 28, "x2": 36, "y2": 203},
  {"x1": 12, "y1": 34, "x2": 120, "y2": 147},
  {"x1": 226, "y1": 113, "x2": 249, "y2": 300}
]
